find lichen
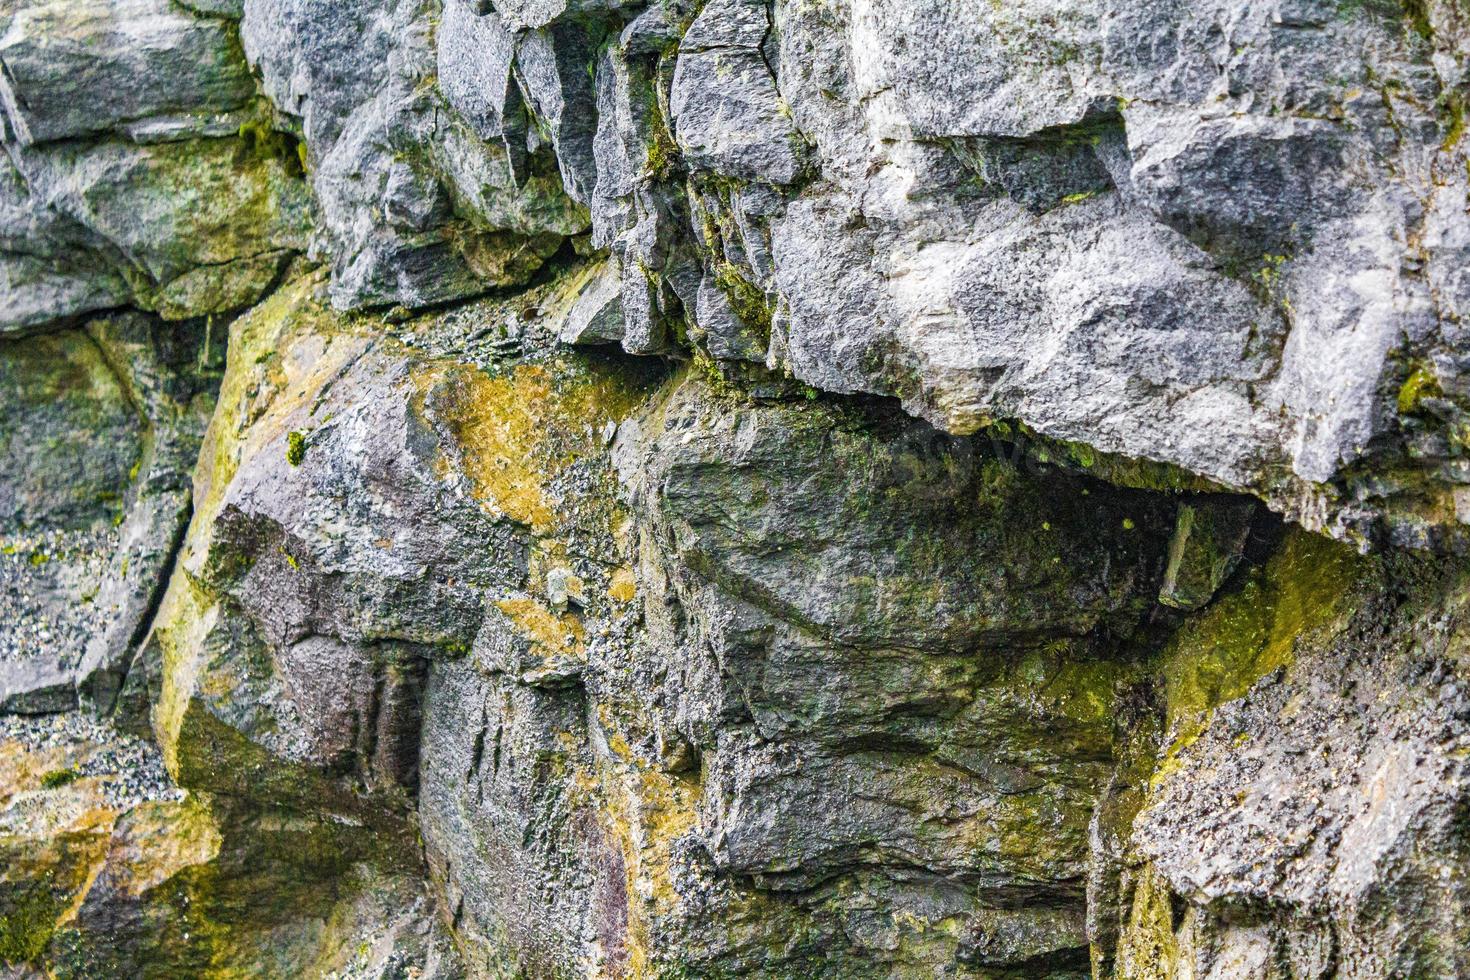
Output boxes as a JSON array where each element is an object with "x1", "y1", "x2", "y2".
[
  {"x1": 494, "y1": 596, "x2": 585, "y2": 660},
  {"x1": 285, "y1": 430, "x2": 306, "y2": 466},
  {"x1": 419, "y1": 359, "x2": 649, "y2": 534},
  {"x1": 1397, "y1": 364, "x2": 1442, "y2": 415},
  {"x1": 608, "y1": 566, "x2": 637, "y2": 603},
  {"x1": 1113, "y1": 866, "x2": 1184, "y2": 980},
  {"x1": 588, "y1": 716, "x2": 703, "y2": 978},
  {"x1": 1153, "y1": 528, "x2": 1363, "y2": 782}
]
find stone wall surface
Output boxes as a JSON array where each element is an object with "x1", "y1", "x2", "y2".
[{"x1": 1, "y1": 0, "x2": 1469, "y2": 977}]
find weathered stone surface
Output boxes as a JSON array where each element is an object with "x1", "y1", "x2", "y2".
[
  {"x1": 0, "y1": 317, "x2": 214, "y2": 716},
  {"x1": 241, "y1": 0, "x2": 587, "y2": 312},
  {"x1": 517, "y1": 20, "x2": 604, "y2": 205},
  {"x1": 559, "y1": 258, "x2": 626, "y2": 345},
  {"x1": 147, "y1": 264, "x2": 657, "y2": 807},
  {"x1": 0, "y1": 711, "x2": 459, "y2": 977},
  {"x1": 0, "y1": 0, "x2": 254, "y2": 146},
  {"x1": 437, "y1": 0, "x2": 526, "y2": 171},
  {"x1": 3, "y1": 1, "x2": 1470, "y2": 977},
  {"x1": 0, "y1": 0, "x2": 318, "y2": 333},
  {"x1": 1104, "y1": 530, "x2": 1470, "y2": 977},
  {"x1": 8, "y1": 0, "x2": 1459, "y2": 546},
  {"x1": 669, "y1": 0, "x2": 804, "y2": 185},
  {"x1": 0, "y1": 133, "x2": 311, "y2": 332}
]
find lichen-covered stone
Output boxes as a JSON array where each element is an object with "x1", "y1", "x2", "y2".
[
  {"x1": 0, "y1": 0, "x2": 254, "y2": 146},
  {"x1": 0, "y1": 712, "x2": 457, "y2": 978},
  {"x1": 1105, "y1": 530, "x2": 1470, "y2": 976},
  {"x1": 3, "y1": 0, "x2": 1470, "y2": 976},
  {"x1": 0, "y1": 316, "x2": 214, "y2": 716}
]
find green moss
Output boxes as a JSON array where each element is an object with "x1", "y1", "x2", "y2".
[
  {"x1": 994, "y1": 420, "x2": 1220, "y2": 493},
  {"x1": 1252, "y1": 252, "x2": 1290, "y2": 290},
  {"x1": 0, "y1": 834, "x2": 109, "y2": 966},
  {"x1": 1441, "y1": 92, "x2": 1467, "y2": 152},
  {"x1": 39, "y1": 767, "x2": 81, "y2": 790},
  {"x1": 642, "y1": 88, "x2": 681, "y2": 181},
  {"x1": 286, "y1": 430, "x2": 307, "y2": 466},
  {"x1": 171, "y1": 698, "x2": 409, "y2": 840},
  {"x1": 1154, "y1": 529, "x2": 1363, "y2": 778},
  {"x1": 1397, "y1": 364, "x2": 1442, "y2": 415},
  {"x1": 0, "y1": 884, "x2": 60, "y2": 963},
  {"x1": 1113, "y1": 865, "x2": 1183, "y2": 979},
  {"x1": 237, "y1": 116, "x2": 305, "y2": 180},
  {"x1": 645, "y1": 129, "x2": 679, "y2": 180},
  {"x1": 712, "y1": 262, "x2": 774, "y2": 335},
  {"x1": 687, "y1": 354, "x2": 743, "y2": 402}
]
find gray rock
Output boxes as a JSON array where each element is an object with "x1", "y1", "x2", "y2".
[
  {"x1": 1, "y1": 132, "x2": 311, "y2": 331},
  {"x1": 3, "y1": 0, "x2": 1470, "y2": 976},
  {"x1": 0, "y1": 314, "x2": 212, "y2": 718},
  {"x1": 601, "y1": 375, "x2": 1176, "y2": 970},
  {"x1": 1115, "y1": 533, "x2": 1470, "y2": 975},
  {"x1": 0, "y1": 0, "x2": 254, "y2": 146},
  {"x1": 243, "y1": 0, "x2": 585, "y2": 312},
  {"x1": 558, "y1": 260, "x2": 625, "y2": 345},
  {"x1": 693, "y1": 268, "x2": 767, "y2": 362},
  {"x1": 240, "y1": 0, "x2": 404, "y2": 150},
  {"x1": 488, "y1": 0, "x2": 638, "y2": 32},
  {"x1": 436, "y1": 0, "x2": 528, "y2": 177},
  {"x1": 0, "y1": 0, "x2": 313, "y2": 332},
  {"x1": 516, "y1": 20, "x2": 603, "y2": 204},
  {"x1": 670, "y1": 0, "x2": 805, "y2": 184}
]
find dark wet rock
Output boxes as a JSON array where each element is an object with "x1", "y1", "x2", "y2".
[{"x1": 1157, "y1": 498, "x2": 1257, "y2": 612}]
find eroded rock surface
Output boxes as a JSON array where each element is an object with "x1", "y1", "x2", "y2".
[{"x1": 3, "y1": 1, "x2": 1470, "y2": 978}]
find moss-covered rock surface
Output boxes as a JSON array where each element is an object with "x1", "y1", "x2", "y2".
[{"x1": 4, "y1": 0, "x2": 1470, "y2": 977}]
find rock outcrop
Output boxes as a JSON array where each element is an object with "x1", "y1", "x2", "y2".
[{"x1": 3, "y1": 1, "x2": 1470, "y2": 978}]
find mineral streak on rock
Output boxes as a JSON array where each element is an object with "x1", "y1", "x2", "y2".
[{"x1": 2, "y1": 0, "x2": 1470, "y2": 978}]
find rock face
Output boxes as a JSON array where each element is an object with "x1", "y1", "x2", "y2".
[{"x1": 3, "y1": 1, "x2": 1470, "y2": 979}]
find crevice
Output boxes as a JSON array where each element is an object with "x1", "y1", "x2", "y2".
[{"x1": 99, "y1": 498, "x2": 191, "y2": 718}]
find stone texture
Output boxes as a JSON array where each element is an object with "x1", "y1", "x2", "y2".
[
  {"x1": 0, "y1": 316, "x2": 214, "y2": 716},
  {"x1": 2, "y1": 1, "x2": 1470, "y2": 977},
  {"x1": 241, "y1": 0, "x2": 588, "y2": 312},
  {"x1": 0, "y1": 0, "x2": 254, "y2": 146},
  {"x1": 1106, "y1": 530, "x2": 1470, "y2": 978},
  {"x1": 0, "y1": 0, "x2": 315, "y2": 333},
  {"x1": 669, "y1": 0, "x2": 804, "y2": 185},
  {"x1": 0, "y1": 711, "x2": 458, "y2": 976}
]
